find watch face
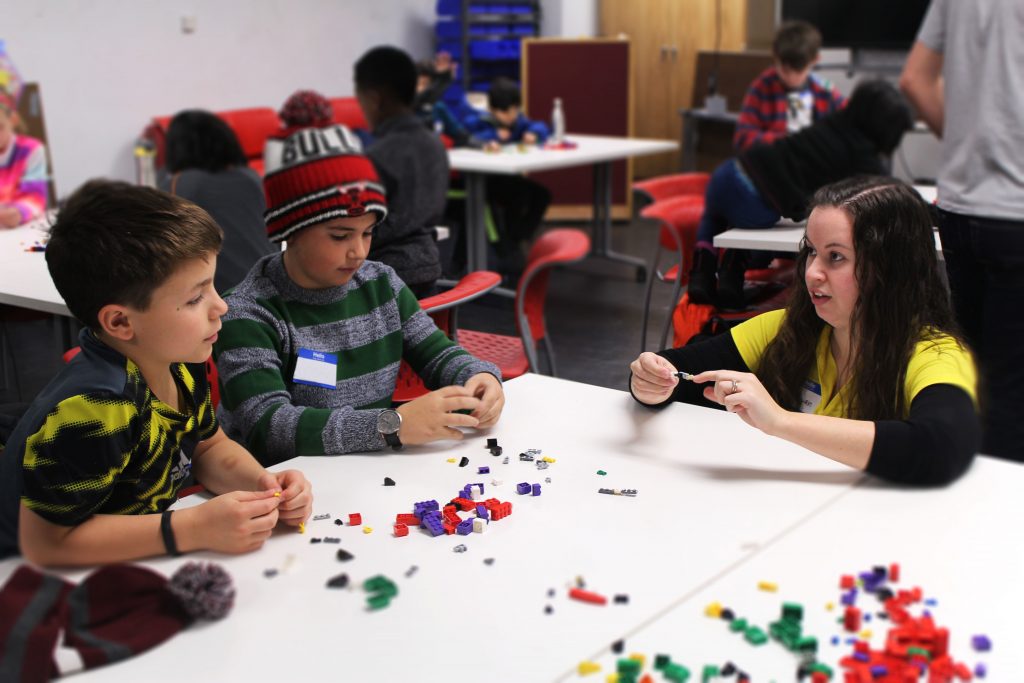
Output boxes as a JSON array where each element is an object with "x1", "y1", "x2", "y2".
[{"x1": 378, "y1": 410, "x2": 401, "y2": 434}]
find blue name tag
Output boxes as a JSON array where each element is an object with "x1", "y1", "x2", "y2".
[
  {"x1": 799, "y1": 380, "x2": 822, "y2": 414},
  {"x1": 292, "y1": 349, "x2": 338, "y2": 389}
]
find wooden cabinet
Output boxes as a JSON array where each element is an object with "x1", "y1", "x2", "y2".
[{"x1": 600, "y1": 0, "x2": 753, "y2": 177}]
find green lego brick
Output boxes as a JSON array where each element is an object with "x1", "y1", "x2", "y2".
[
  {"x1": 654, "y1": 654, "x2": 672, "y2": 671},
  {"x1": 617, "y1": 658, "x2": 642, "y2": 676},
  {"x1": 782, "y1": 602, "x2": 804, "y2": 622},
  {"x1": 663, "y1": 663, "x2": 691, "y2": 683},
  {"x1": 701, "y1": 664, "x2": 720, "y2": 683},
  {"x1": 366, "y1": 593, "x2": 392, "y2": 610},
  {"x1": 797, "y1": 636, "x2": 819, "y2": 654},
  {"x1": 729, "y1": 617, "x2": 748, "y2": 632},
  {"x1": 810, "y1": 662, "x2": 834, "y2": 677},
  {"x1": 744, "y1": 625, "x2": 769, "y2": 645}
]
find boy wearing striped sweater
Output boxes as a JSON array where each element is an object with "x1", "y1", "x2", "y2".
[{"x1": 213, "y1": 124, "x2": 503, "y2": 465}]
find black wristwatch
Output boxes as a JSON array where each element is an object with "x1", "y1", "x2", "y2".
[{"x1": 377, "y1": 409, "x2": 403, "y2": 451}]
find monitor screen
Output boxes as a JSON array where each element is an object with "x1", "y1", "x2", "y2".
[{"x1": 781, "y1": 0, "x2": 930, "y2": 50}]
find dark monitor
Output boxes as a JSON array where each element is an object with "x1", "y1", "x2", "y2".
[{"x1": 781, "y1": 0, "x2": 930, "y2": 50}]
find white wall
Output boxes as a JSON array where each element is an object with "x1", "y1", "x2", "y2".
[
  {"x1": 541, "y1": 0, "x2": 597, "y2": 39},
  {"x1": 6, "y1": 0, "x2": 437, "y2": 197}
]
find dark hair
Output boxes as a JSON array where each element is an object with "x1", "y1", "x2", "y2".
[
  {"x1": 415, "y1": 60, "x2": 436, "y2": 78},
  {"x1": 488, "y1": 77, "x2": 522, "y2": 111},
  {"x1": 165, "y1": 110, "x2": 247, "y2": 174},
  {"x1": 773, "y1": 20, "x2": 822, "y2": 70},
  {"x1": 840, "y1": 79, "x2": 914, "y2": 156},
  {"x1": 756, "y1": 176, "x2": 962, "y2": 421},
  {"x1": 354, "y1": 46, "x2": 417, "y2": 107},
  {"x1": 46, "y1": 180, "x2": 223, "y2": 329}
]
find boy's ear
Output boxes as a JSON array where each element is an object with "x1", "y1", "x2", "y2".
[{"x1": 96, "y1": 303, "x2": 136, "y2": 342}]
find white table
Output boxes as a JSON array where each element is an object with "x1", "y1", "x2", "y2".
[
  {"x1": 448, "y1": 134, "x2": 678, "y2": 281},
  {"x1": 0, "y1": 212, "x2": 70, "y2": 317},
  {"x1": 714, "y1": 185, "x2": 942, "y2": 254},
  {"x1": 0, "y1": 374, "x2": 865, "y2": 682}
]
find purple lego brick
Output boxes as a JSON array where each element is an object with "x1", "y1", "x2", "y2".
[
  {"x1": 456, "y1": 519, "x2": 474, "y2": 535},
  {"x1": 475, "y1": 504, "x2": 489, "y2": 519},
  {"x1": 971, "y1": 634, "x2": 992, "y2": 652},
  {"x1": 413, "y1": 500, "x2": 439, "y2": 518},
  {"x1": 853, "y1": 652, "x2": 870, "y2": 663},
  {"x1": 478, "y1": 466, "x2": 490, "y2": 474},
  {"x1": 840, "y1": 588, "x2": 858, "y2": 606},
  {"x1": 531, "y1": 483, "x2": 541, "y2": 496},
  {"x1": 974, "y1": 663, "x2": 987, "y2": 678},
  {"x1": 870, "y1": 665, "x2": 888, "y2": 677},
  {"x1": 423, "y1": 514, "x2": 446, "y2": 537},
  {"x1": 516, "y1": 482, "x2": 531, "y2": 494}
]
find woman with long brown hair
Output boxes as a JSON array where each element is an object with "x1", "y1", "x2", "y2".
[{"x1": 630, "y1": 176, "x2": 979, "y2": 485}]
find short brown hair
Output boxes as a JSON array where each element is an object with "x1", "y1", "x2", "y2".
[
  {"x1": 773, "y1": 20, "x2": 822, "y2": 71},
  {"x1": 46, "y1": 180, "x2": 223, "y2": 329}
]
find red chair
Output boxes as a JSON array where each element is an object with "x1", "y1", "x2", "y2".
[
  {"x1": 638, "y1": 195, "x2": 704, "y2": 351},
  {"x1": 633, "y1": 172, "x2": 710, "y2": 208},
  {"x1": 329, "y1": 97, "x2": 369, "y2": 130},
  {"x1": 458, "y1": 229, "x2": 591, "y2": 380},
  {"x1": 392, "y1": 270, "x2": 502, "y2": 402}
]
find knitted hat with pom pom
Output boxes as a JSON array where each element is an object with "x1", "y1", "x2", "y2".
[{"x1": 0, "y1": 562, "x2": 234, "y2": 682}]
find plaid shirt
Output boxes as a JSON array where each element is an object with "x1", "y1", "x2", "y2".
[{"x1": 733, "y1": 68, "x2": 845, "y2": 151}]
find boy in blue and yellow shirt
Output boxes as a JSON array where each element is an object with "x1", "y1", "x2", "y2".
[{"x1": 0, "y1": 180, "x2": 312, "y2": 565}]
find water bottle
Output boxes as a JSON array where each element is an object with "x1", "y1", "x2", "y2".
[{"x1": 551, "y1": 97, "x2": 565, "y2": 145}]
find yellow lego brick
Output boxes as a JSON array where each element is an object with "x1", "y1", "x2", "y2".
[
  {"x1": 826, "y1": 602, "x2": 835, "y2": 611},
  {"x1": 577, "y1": 661, "x2": 601, "y2": 676},
  {"x1": 605, "y1": 674, "x2": 619, "y2": 683},
  {"x1": 704, "y1": 601, "x2": 723, "y2": 618},
  {"x1": 859, "y1": 629, "x2": 872, "y2": 639},
  {"x1": 542, "y1": 456, "x2": 556, "y2": 463},
  {"x1": 362, "y1": 526, "x2": 373, "y2": 534},
  {"x1": 298, "y1": 522, "x2": 305, "y2": 534},
  {"x1": 447, "y1": 458, "x2": 456, "y2": 463},
  {"x1": 758, "y1": 581, "x2": 778, "y2": 592},
  {"x1": 628, "y1": 653, "x2": 646, "y2": 669}
]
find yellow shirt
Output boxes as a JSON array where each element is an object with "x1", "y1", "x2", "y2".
[{"x1": 730, "y1": 309, "x2": 977, "y2": 418}]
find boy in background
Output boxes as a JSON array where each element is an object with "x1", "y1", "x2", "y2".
[
  {"x1": 466, "y1": 77, "x2": 552, "y2": 278},
  {"x1": 355, "y1": 46, "x2": 447, "y2": 297},
  {"x1": 0, "y1": 180, "x2": 312, "y2": 565},
  {"x1": 733, "y1": 21, "x2": 845, "y2": 151},
  {"x1": 213, "y1": 124, "x2": 503, "y2": 466}
]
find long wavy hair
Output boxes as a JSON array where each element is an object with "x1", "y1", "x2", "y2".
[{"x1": 756, "y1": 176, "x2": 963, "y2": 420}]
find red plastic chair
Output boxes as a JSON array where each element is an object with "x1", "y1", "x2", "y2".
[
  {"x1": 458, "y1": 229, "x2": 591, "y2": 380},
  {"x1": 633, "y1": 172, "x2": 710, "y2": 208},
  {"x1": 638, "y1": 195, "x2": 705, "y2": 351},
  {"x1": 392, "y1": 270, "x2": 502, "y2": 402},
  {"x1": 329, "y1": 97, "x2": 369, "y2": 130}
]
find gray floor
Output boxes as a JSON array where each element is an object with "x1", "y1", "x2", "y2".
[
  {"x1": 458, "y1": 213, "x2": 679, "y2": 391},
  {"x1": 0, "y1": 214, "x2": 679, "y2": 406}
]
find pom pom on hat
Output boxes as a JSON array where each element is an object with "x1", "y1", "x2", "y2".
[
  {"x1": 279, "y1": 89, "x2": 334, "y2": 133},
  {"x1": 263, "y1": 123, "x2": 387, "y2": 243},
  {"x1": 0, "y1": 561, "x2": 236, "y2": 681}
]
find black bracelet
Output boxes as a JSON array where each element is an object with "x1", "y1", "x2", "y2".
[{"x1": 160, "y1": 510, "x2": 181, "y2": 557}]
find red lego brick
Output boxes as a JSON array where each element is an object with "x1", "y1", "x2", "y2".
[
  {"x1": 348, "y1": 513, "x2": 362, "y2": 526},
  {"x1": 889, "y1": 563, "x2": 901, "y2": 583},
  {"x1": 443, "y1": 521, "x2": 456, "y2": 535},
  {"x1": 393, "y1": 523, "x2": 408, "y2": 537},
  {"x1": 811, "y1": 672, "x2": 829, "y2": 683},
  {"x1": 844, "y1": 606, "x2": 862, "y2": 632},
  {"x1": 395, "y1": 513, "x2": 420, "y2": 525},
  {"x1": 841, "y1": 574, "x2": 856, "y2": 589},
  {"x1": 568, "y1": 587, "x2": 608, "y2": 605},
  {"x1": 451, "y1": 497, "x2": 476, "y2": 511}
]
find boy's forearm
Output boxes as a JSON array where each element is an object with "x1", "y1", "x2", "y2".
[{"x1": 193, "y1": 435, "x2": 268, "y2": 495}]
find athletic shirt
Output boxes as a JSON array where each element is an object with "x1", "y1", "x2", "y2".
[
  {"x1": 0, "y1": 330, "x2": 218, "y2": 557},
  {"x1": 730, "y1": 309, "x2": 977, "y2": 418}
]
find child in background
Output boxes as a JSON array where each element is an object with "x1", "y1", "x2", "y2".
[
  {"x1": 688, "y1": 79, "x2": 913, "y2": 309},
  {"x1": 631, "y1": 177, "x2": 978, "y2": 486},
  {"x1": 355, "y1": 46, "x2": 448, "y2": 297},
  {"x1": 213, "y1": 124, "x2": 504, "y2": 466},
  {"x1": 0, "y1": 180, "x2": 312, "y2": 565},
  {"x1": 163, "y1": 110, "x2": 274, "y2": 293},
  {"x1": 0, "y1": 91, "x2": 47, "y2": 228},
  {"x1": 733, "y1": 20, "x2": 845, "y2": 151},
  {"x1": 466, "y1": 77, "x2": 552, "y2": 278},
  {"x1": 415, "y1": 59, "x2": 482, "y2": 149}
]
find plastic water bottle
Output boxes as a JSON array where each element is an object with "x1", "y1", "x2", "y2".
[{"x1": 551, "y1": 97, "x2": 565, "y2": 145}]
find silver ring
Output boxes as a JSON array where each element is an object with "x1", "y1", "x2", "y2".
[{"x1": 730, "y1": 379, "x2": 739, "y2": 393}]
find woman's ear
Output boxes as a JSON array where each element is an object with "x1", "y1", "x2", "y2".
[{"x1": 96, "y1": 303, "x2": 135, "y2": 342}]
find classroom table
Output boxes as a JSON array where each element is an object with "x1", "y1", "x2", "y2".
[
  {"x1": 3, "y1": 373, "x2": 1018, "y2": 681},
  {"x1": 448, "y1": 134, "x2": 678, "y2": 282},
  {"x1": 713, "y1": 185, "x2": 942, "y2": 254},
  {"x1": 0, "y1": 212, "x2": 69, "y2": 317}
]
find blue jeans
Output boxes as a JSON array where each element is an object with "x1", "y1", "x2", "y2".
[
  {"x1": 938, "y1": 208, "x2": 1024, "y2": 462},
  {"x1": 696, "y1": 159, "x2": 781, "y2": 245}
]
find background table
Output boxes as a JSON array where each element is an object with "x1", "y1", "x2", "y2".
[
  {"x1": 0, "y1": 212, "x2": 69, "y2": 317},
  {"x1": 448, "y1": 134, "x2": 677, "y2": 283}
]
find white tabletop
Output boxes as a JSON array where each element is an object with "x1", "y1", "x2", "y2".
[
  {"x1": 1, "y1": 374, "x2": 864, "y2": 682},
  {"x1": 571, "y1": 455, "x2": 1024, "y2": 680},
  {"x1": 448, "y1": 134, "x2": 678, "y2": 175},
  {"x1": 714, "y1": 185, "x2": 942, "y2": 254},
  {"x1": 0, "y1": 213, "x2": 70, "y2": 316}
]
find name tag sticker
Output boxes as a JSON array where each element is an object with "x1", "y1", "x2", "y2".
[
  {"x1": 293, "y1": 349, "x2": 338, "y2": 389},
  {"x1": 799, "y1": 380, "x2": 822, "y2": 414}
]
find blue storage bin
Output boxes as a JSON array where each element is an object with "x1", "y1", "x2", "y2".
[
  {"x1": 469, "y1": 23, "x2": 505, "y2": 35},
  {"x1": 435, "y1": 20, "x2": 462, "y2": 39},
  {"x1": 511, "y1": 23, "x2": 536, "y2": 35},
  {"x1": 436, "y1": 40, "x2": 461, "y2": 57},
  {"x1": 469, "y1": 39, "x2": 521, "y2": 60},
  {"x1": 470, "y1": 3, "x2": 508, "y2": 13},
  {"x1": 437, "y1": 0, "x2": 461, "y2": 16},
  {"x1": 507, "y1": 3, "x2": 534, "y2": 12}
]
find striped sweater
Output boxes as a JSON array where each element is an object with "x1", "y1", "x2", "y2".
[
  {"x1": 0, "y1": 135, "x2": 48, "y2": 223},
  {"x1": 213, "y1": 254, "x2": 501, "y2": 465},
  {"x1": 733, "y1": 68, "x2": 845, "y2": 151}
]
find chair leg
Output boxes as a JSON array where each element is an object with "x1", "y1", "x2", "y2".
[
  {"x1": 659, "y1": 275, "x2": 684, "y2": 351},
  {"x1": 541, "y1": 337, "x2": 557, "y2": 377},
  {"x1": 639, "y1": 243, "x2": 663, "y2": 352}
]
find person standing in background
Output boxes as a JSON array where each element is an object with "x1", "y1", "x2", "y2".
[{"x1": 899, "y1": 0, "x2": 1024, "y2": 462}]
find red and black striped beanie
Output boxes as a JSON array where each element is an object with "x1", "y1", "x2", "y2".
[{"x1": 262, "y1": 123, "x2": 387, "y2": 243}]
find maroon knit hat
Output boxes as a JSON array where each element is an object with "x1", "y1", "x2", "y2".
[
  {"x1": 278, "y1": 89, "x2": 334, "y2": 134},
  {"x1": 0, "y1": 562, "x2": 234, "y2": 681},
  {"x1": 262, "y1": 123, "x2": 387, "y2": 243}
]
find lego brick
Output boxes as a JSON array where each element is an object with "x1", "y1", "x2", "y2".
[
  {"x1": 570, "y1": 587, "x2": 608, "y2": 605},
  {"x1": 393, "y1": 523, "x2": 408, "y2": 537},
  {"x1": 531, "y1": 483, "x2": 542, "y2": 496},
  {"x1": 347, "y1": 512, "x2": 362, "y2": 526}
]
